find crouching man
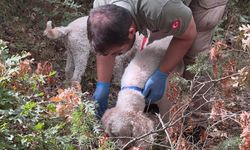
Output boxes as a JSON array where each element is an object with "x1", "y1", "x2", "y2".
[{"x1": 87, "y1": 0, "x2": 228, "y2": 128}]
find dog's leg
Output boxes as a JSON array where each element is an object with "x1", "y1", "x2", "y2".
[
  {"x1": 113, "y1": 56, "x2": 125, "y2": 86},
  {"x1": 71, "y1": 46, "x2": 90, "y2": 82},
  {"x1": 65, "y1": 50, "x2": 74, "y2": 82}
]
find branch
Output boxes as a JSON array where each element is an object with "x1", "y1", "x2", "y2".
[
  {"x1": 121, "y1": 130, "x2": 156, "y2": 150},
  {"x1": 156, "y1": 113, "x2": 174, "y2": 150},
  {"x1": 191, "y1": 72, "x2": 241, "y2": 98}
]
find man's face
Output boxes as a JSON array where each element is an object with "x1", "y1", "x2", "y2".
[{"x1": 107, "y1": 34, "x2": 135, "y2": 56}]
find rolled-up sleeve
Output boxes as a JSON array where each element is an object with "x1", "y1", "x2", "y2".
[{"x1": 158, "y1": 0, "x2": 192, "y2": 36}]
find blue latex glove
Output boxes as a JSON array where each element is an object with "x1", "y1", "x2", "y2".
[
  {"x1": 143, "y1": 69, "x2": 168, "y2": 103},
  {"x1": 93, "y1": 81, "x2": 110, "y2": 119}
]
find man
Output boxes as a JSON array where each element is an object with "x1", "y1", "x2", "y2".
[{"x1": 87, "y1": 0, "x2": 228, "y2": 118}]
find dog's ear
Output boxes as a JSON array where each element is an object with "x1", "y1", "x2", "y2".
[
  {"x1": 101, "y1": 108, "x2": 115, "y2": 126},
  {"x1": 101, "y1": 108, "x2": 119, "y2": 136},
  {"x1": 43, "y1": 21, "x2": 70, "y2": 39},
  {"x1": 130, "y1": 112, "x2": 150, "y2": 136},
  {"x1": 107, "y1": 112, "x2": 134, "y2": 146},
  {"x1": 102, "y1": 110, "x2": 154, "y2": 148},
  {"x1": 129, "y1": 112, "x2": 155, "y2": 147},
  {"x1": 102, "y1": 110, "x2": 133, "y2": 137},
  {"x1": 46, "y1": 21, "x2": 53, "y2": 29},
  {"x1": 43, "y1": 21, "x2": 53, "y2": 36}
]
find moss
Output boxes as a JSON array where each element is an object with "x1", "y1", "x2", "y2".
[{"x1": 213, "y1": 136, "x2": 241, "y2": 150}]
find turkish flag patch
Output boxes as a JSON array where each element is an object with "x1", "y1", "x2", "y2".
[{"x1": 171, "y1": 19, "x2": 181, "y2": 29}]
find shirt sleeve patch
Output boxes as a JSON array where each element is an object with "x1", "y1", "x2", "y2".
[{"x1": 171, "y1": 19, "x2": 181, "y2": 30}]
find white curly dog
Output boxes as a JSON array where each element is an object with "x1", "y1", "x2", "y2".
[{"x1": 101, "y1": 35, "x2": 174, "y2": 148}]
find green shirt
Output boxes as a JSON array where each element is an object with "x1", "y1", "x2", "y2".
[{"x1": 93, "y1": 0, "x2": 192, "y2": 37}]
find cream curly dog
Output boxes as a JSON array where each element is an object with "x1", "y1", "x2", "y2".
[
  {"x1": 101, "y1": 35, "x2": 173, "y2": 148},
  {"x1": 43, "y1": 16, "x2": 136, "y2": 85}
]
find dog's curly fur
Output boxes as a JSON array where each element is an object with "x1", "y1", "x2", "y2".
[
  {"x1": 43, "y1": 16, "x2": 136, "y2": 85},
  {"x1": 101, "y1": 35, "x2": 173, "y2": 149}
]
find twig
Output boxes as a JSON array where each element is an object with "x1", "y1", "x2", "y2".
[
  {"x1": 225, "y1": 48, "x2": 250, "y2": 55},
  {"x1": 120, "y1": 98, "x2": 215, "y2": 150},
  {"x1": 202, "y1": 112, "x2": 242, "y2": 149},
  {"x1": 202, "y1": 83, "x2": 215, "y2": 102},
  {"x1": 192, "y1": 83, "x2": 205, "y2": 99},
  {"x1": 191, "y1": 72, "x2": 241, "y2": 98},
  {"x1": 202, "y1": 72, "x2": 241, "y2": 84},
  {"x1": 190, "y1": 72, "x2": 199, "y2": 91},
  {"x1": 121, "y1": 130, "x2": 156, "y2": 150},
  {"x1": 206, "y1": 71, "x2": 213, "y2": 81},
  {"x1": 156, "y1": 113, "x2": 174, "y2": 150}
]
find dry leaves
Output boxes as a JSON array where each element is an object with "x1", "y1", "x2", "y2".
[
  {"x1": 99, "y1": 133, "x2": 109, "y2": 148},
  {"x1": 167, "y1": 99, "x2": 188, "y2": 142},
  {"x1": 0, "y1": 61, "x2": 6, "y2": 75},
  {"x1": 49, "y1": 85, "x2": 82, "y2": 118},
  {"x1": 223, "y1": 59, "x2": 237, "y2": 76},
  {"x1": 167, "y1": 82, "x2": 181, "y2": 101},
  {"x1": 166, "y1": 83, "x2": 183, "y2": 145},
  {"x1": 166, "y1": 80, "x2": 193, "y2": 148},
  {"x1": 128, "y1": 146, "x2": 145, "y2": 150},
  {"x1": 220, "y1": 78, "x2": 235, "y2": 98},
  {"x1": 19, "y1": 59, "x2": 32, "y2": 76},
  {"x1": 232, "y1": 66, "x2": 250, "y2": 88},
  {"x1": 36, "y1": 61, "x2": 56, "y2": 84},
  {"x1": 239, "y1": 24, "x2": 250, "y2": 51},
  {"x1": 240, "y1": 127, "x2": 250, "y2": 150},
  {"x1": 210, "y1": 41, "x2": 227, "y2": 78},
  {"x1": 36, "y1": 61, "x2": 53, "y2": 75},
  {"x1": 209, "y1": 100, "x2": 225, "y2": 122},
  {"x1": 239, "y1": 112, "x2": 250, "y2": 150},
  {"x1": 210, "y1": 41, "x2": 227, "y2": 62},
  {"x1": 175, "y1": 137, "x2": 192, "y2": 150}
]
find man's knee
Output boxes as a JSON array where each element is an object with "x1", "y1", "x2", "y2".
[
  {"x1": 185, "y1": 30, "x2": 213, "y2": 61},
  {"x1": 190, "y1": 0, "x2": 228, "y2": 31},
  {"x1": 184, "y1": 0, "x2": 228, "y2": 67}
]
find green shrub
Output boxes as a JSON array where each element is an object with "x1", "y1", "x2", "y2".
[{"x1": 0, "y1": 40, "x2": 115, "y2": 150}]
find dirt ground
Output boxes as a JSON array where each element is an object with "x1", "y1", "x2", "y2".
[{"x1": 0, "y1": 0, "x2": 98, "y2": 91}]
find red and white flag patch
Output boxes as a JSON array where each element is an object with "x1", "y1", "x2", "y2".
[{"x1": 171, "y1": 19, "x2": 181, "y2": 29}]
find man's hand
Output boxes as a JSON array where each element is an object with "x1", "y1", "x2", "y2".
[
  {"x1": 143, "y1": 69, "x2": 168, "y2": 103},
  {"x1": 93, "y1": 81, "x2": 110, "y2": 118}
]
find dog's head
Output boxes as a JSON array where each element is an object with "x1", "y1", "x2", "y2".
[
  {"x1": 43, "y1": 21, "x2": 69, "y2": 39},
  {"x1": 101, "y1": 108, "x2": 155, "y2": 149},
  {"x1": 43, "y1": 21, "x2": 54, "y2": 38}
]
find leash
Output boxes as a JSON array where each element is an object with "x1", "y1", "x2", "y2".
[
  {"x1": 140, "y1": 36, "x2": 148, "y2": 51},
  {"x1": 121, "y1": 86, "x2": 143, "y2": 93}
]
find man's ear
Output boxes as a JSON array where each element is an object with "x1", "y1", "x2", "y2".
[{"x1": 128, "y1": 23, "x2": 136, "y2": 40}]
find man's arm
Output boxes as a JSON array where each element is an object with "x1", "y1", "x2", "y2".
[
  {"x1": 96, "y1": 55, "x2": 115, "y2": 82},
  {"x1": 159, "y1": 16, "x2": 197, "y2": 73},
  {"x1": 93, "y1": 55, "x2": 115, "y2": 118},
  {"x1": 143, "y1": 16, "x2": 196, "y2": 103}
]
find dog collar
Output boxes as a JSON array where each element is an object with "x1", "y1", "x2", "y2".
[{"x1": 121, "y1": 86, "x2": 143, "y2": 93}]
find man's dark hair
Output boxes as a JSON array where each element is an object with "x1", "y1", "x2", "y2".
[{"x1": 87, "y1": 4, "x2": 133, "y2": 55}]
